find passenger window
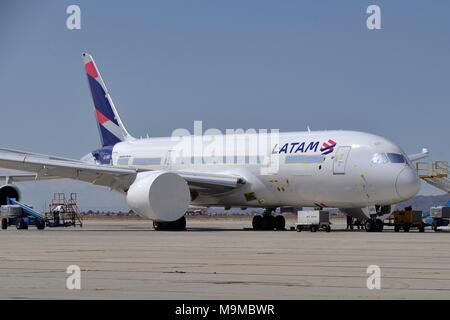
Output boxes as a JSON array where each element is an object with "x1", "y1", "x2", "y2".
[
  {"x1": 117, "y1": 157, "x2": 130, "y2": 165},
  {"x1": 133, "y1": 158, "x2": 161, "y2": 166}
]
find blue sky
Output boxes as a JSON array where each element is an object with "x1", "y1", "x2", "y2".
[{"x1": 0, "y1": 1, "x2": 449, "y2": 210}]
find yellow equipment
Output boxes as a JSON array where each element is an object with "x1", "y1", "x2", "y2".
[{"x1": 388, "y1": 206, "x2": 425, "y2": 232}]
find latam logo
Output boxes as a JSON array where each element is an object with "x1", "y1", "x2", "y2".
[
  {"x1": 320, "y1": 139, "x2": 337, "y2": 155},
  {"x1": 273, "y1": 139, "x2": 337, "y2": 155}
]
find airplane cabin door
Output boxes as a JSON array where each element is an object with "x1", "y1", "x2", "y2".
[{"x1": 333, "y1": 146, "x2": 351, "y2": 174}]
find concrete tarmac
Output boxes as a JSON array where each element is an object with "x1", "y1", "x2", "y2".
[{"x1": 1, "y1": 218, "x2": 450, "y2": 299}]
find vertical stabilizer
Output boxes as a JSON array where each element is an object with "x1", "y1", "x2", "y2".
[{"x1": 82, "y1": 53, "x2": 134, "y2": 147}]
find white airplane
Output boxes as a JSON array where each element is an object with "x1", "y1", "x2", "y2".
[{"x1": 0, "y1": 53, "x2": 428, "y2": 232}]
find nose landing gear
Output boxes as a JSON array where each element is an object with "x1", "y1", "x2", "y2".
[
  {"x1": 252, "y1": 208, "x2": 285, "y2": 230},
  {"x1": 365, "y1": 218, "x2": 384, "y2": 232},
  {"x1": 365, "y1": 205, "x2": 389, "y2": 232}
]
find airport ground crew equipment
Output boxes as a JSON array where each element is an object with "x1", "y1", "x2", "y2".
[
  {"x1": 296, "y1": 210, "x2": 331, "y2": 232},
  {"x1": 417, "y1": 161, "x2": 450, "y2": 192},
  {"x1": 45, "y1": 193, "x2": 83, "y2": 228},
  {"x1": 385, "y1": 207, "x2": 425, "y2": 232},
  {"x1": 0, "y1": 193, "x2": 83, "y2": 230},
  {"x1": 1, "y1": 198, "x2": 46, "y2": 230},
  {"x1": 429, "y1": 205, "x2": 450, "y2": 232}
]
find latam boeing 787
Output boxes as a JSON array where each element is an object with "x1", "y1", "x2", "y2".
[{"x1": 0, "y1": 53, "x2": 428, "y2": 232}]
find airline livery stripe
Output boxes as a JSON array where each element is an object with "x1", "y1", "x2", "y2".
[
  {"x1": 102, "y1": 120, "x2": 124, "y2": 141},
  {"x1": 87, "y1": 76, "x2": 119, "y2": 126},
  {"x1": 321, "y1": 145, "x2": 333, "y2": 151},
  {"x1": 96, "y1": 109, "x2": 109, "y2": 125},
  {"x1": 285, "y1": 155, "x2": 324, "y2": 164},
  {"x1": 85, "y1": 61, "x2": 99, "y2": 79}
]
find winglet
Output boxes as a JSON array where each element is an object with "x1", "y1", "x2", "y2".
[{"x1": 408, "y1": 148, "x2": 429, "y2": 162}]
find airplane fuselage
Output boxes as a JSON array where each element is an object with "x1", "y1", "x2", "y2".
[{"x1": 84, "y1": 130, "x2": 420, "y2": 210}]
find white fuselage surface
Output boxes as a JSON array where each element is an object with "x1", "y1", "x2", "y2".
[{"x1": 83, "y1": 130, "x2": 420, "y2": 210}]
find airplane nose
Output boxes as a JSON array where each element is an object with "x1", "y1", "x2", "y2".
[{"x1": 395, "y1": 167, "x2": 420, "y2": 200}]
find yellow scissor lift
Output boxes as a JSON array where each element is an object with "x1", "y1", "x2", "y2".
[
  {"x1": 415, "y1": 161, "x2": 450, "y2": 231},
  {"x1": 416, "y1": 161, "x2": 450, "y2": 192},
  {"x1": 385, "y1": 162, "x2": 449, "y2": 232}
]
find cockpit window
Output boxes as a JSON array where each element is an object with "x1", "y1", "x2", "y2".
[
  {"x1": 387, "y1": 153, "x2": 406, "y2": 163},
  {"x1": 372, "y1": 153, "x2": 406, "y2": 164},
  {"x1": 371, "y1": 153, "x2": 389, "y2": 164}
]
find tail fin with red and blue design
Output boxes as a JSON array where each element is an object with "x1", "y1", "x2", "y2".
[{"x1": 82, "y1": 53, "x2": 134, "y2": 147}]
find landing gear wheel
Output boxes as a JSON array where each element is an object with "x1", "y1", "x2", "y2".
[
  {"x1": 375, "y1": 219, "x2": 384, "y2": 232},
  {"x1": 252, "y1": 215, "x2": 263, "y2": 230},
  {"x1": 365, "y1": 220, "x2": 374, "y2": 232},
  {"x1": 262, "y1": 215, "x2": 276, "y2": 230},
  {"x1": 433, "y1": 221, "x2": 439, "y2": 232},
  {"x1": 1, "y1": 218, "x2": 7, "y2": 230},
  {"x1": 36, "y1": 220, "x2": 45, "y2": 230},
  {"x1": 175, "y1": 216, "x2": 186, "y2": 230},
  {"x1": 16, "y1": 218, "x2": 28, "y2": 230},
  {"x1": 153, "y1": 216, "x2": 186, "y2": 231},
  {"x1": 274, "y1": 215, "x2": 286, "y2": 230}
]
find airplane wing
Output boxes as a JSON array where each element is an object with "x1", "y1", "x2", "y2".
[
  {"x1": 0, "y1": 152, "x2": 137, "y2": 190},
  {"x1": 0, "y1": 147, "x2": 79, "y2": 162},
  {"x1": 0, "y1": 152, "x2": 245, "y2": 192},
  {"x1": 408, "y1": 148, "x2": 429, "y2": 162},
  {"x1": 177, "y1": 171, "x2": 245, "y2": 190},
  {"x1": 0, "y1": 172, "x2": 42, "y2": 183}
]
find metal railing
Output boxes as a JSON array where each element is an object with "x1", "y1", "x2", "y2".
[{"x1": 416, "y1": 161, "x2": 448, "y2": 179}]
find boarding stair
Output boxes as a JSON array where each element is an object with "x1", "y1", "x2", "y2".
[{"x1": 46, "y1": 193, "x2": 83, "y2": 227}]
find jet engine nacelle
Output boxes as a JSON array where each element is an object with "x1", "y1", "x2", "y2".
[
  {"x1": 0, "y1": 184, "x2": 20, "y2": 205},
  {"x1": 126, "y1": 171, "x2": 190, "y2": 222}
]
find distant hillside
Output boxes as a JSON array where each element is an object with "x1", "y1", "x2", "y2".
[{"x1": 398, "y1": 194, "x2": 450, "y2": 211}]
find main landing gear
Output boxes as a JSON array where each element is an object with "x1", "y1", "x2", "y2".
[
  {"x1": 365, "y1": 218, "x2": 384, "y2": 232},
  {"x1": 153, "y1": 216, "x2": 186, "y2": 231},
  {"x1": 252, "y1": 208, "x2": 285, "y2": 231}
]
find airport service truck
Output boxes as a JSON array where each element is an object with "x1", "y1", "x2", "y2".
[
  {"x1": 430, "y1": 206, "x2": 450, "y2": 231},
  {"x1": 295, "y1": 210, "x2": 331, "y2": 232}
]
